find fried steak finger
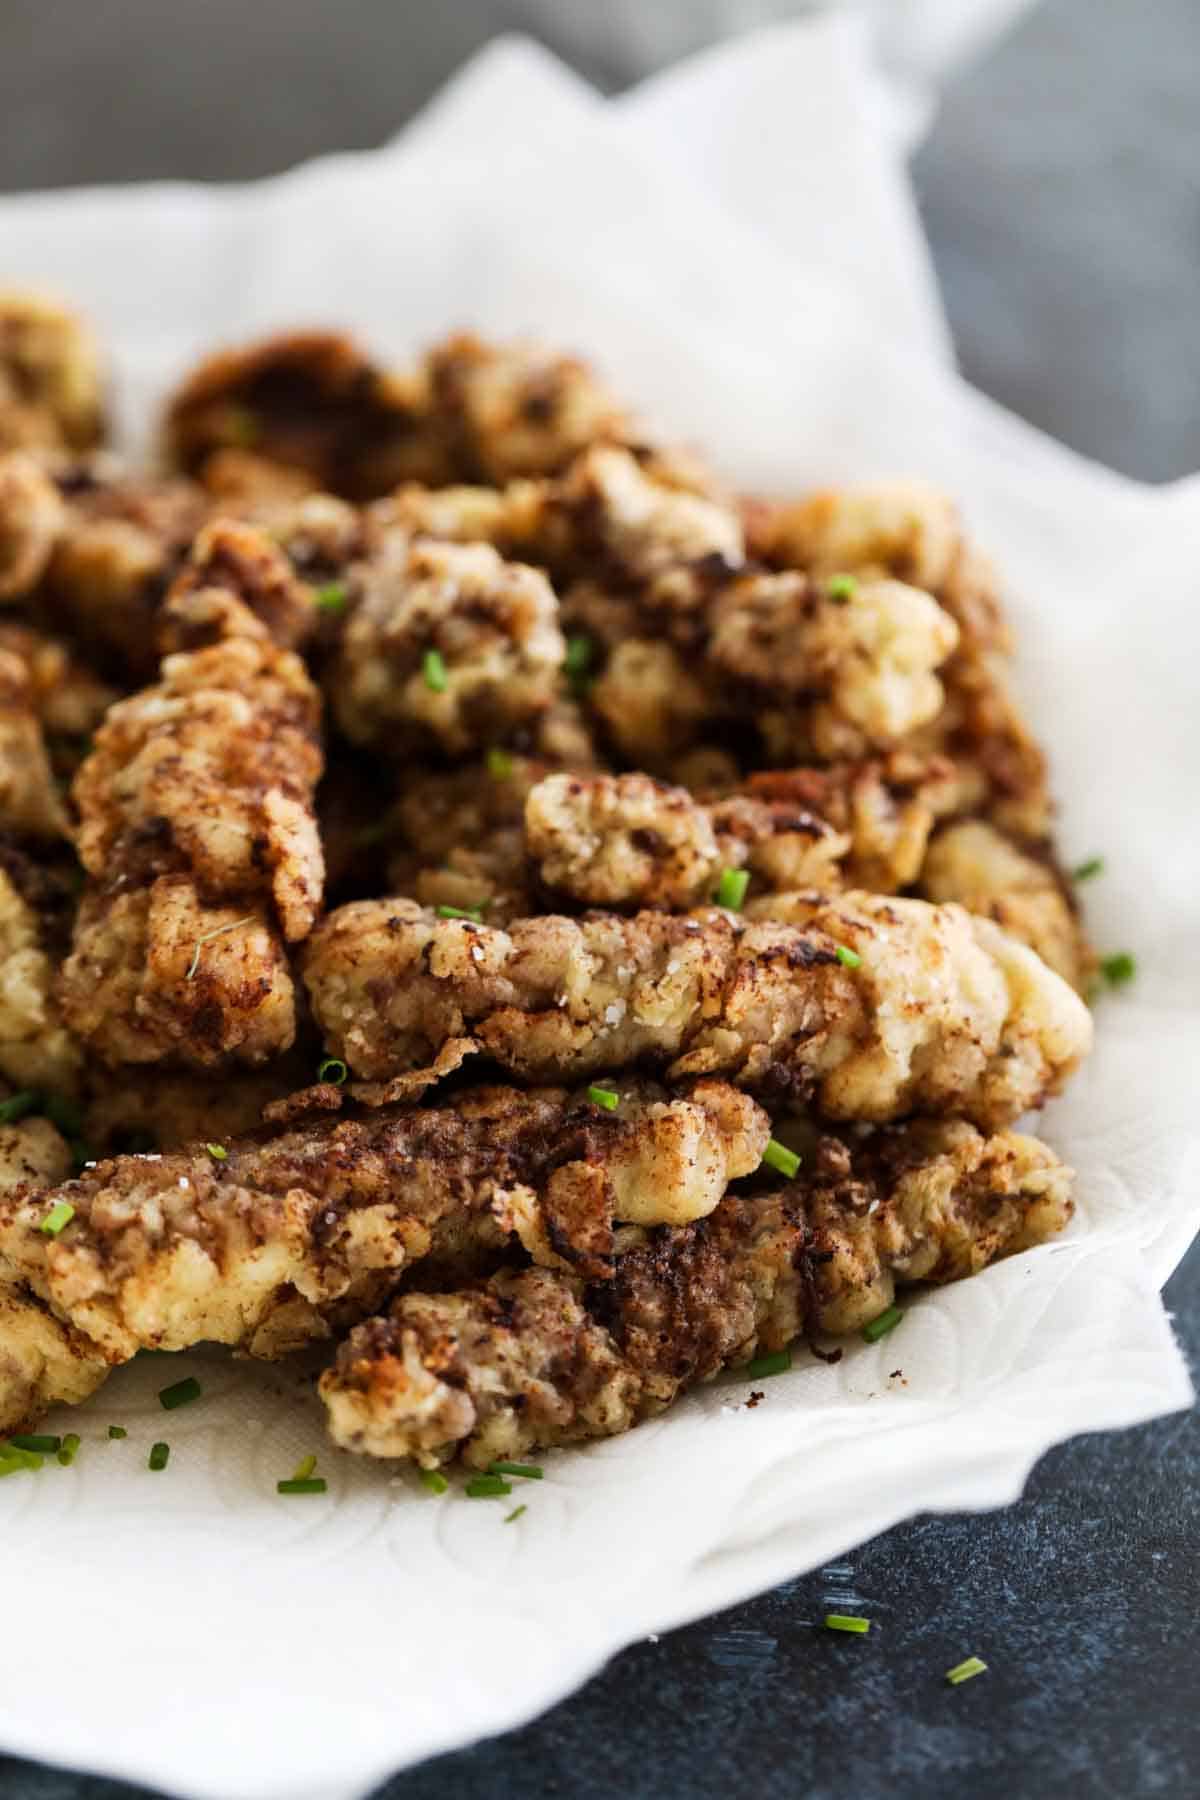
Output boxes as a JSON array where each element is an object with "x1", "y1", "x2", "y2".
[
  {"x1": 0, "y1": 1079, "x2": 767, "y2": 1375},
  {"x1": 320, "y1": 1118, "x2": 1074, "y2": 1466},
  {"x1": 303, "y1": 893, "x2": 1091, "y2": 1128}
]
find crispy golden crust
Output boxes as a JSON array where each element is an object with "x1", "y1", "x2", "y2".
[
  {"x1": 0, "y1": 648, "x2": 71, "y2": 841},
  {"x1": 321, "y1": 1119, "x2": 1074, "y2": 1465},
  {"x1": 0, "y1": 291, "x2": 105, "y2": 453},
  {"x1": 160, "y1": 516, "x2": 318, "y2": 652},
  {"x1": 164, "y1": 329, "x2": 430, "y2": 500},
  {"x1": 73, "y1": 563, "x2": 323, "y2": 942},
  {"x1": 332, "y1": 534, "x2": 566, "y2": 756},
  {"x1": 46, "y1": 461, "x2": 210, "y2": 675},
  {"x1": 59, "y1": 880, "x2": 297, "y2": 1068},
  {"x1": 0, "y1": 1079, "x2": 767, "y2": 1373},
  {"x1": 918, "y1": 819, "x2": 1091, "y2": 991},
  {"x1": 0, "y1": 866, "x2": 81, "y2": 1094},
  {"x1": 303, "y1": 892, "x2": 1091, "y2": 1127},
  {"x1": 0, "y1": 451, "x2": 68, "y2": 599},
  {"x1": 523, "y1": 760, "x2": 957, "y2": 910}
]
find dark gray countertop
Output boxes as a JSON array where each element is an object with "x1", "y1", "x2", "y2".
[{"x1": 2, "y1": 1, "x2": 1196, "y2": 1794}]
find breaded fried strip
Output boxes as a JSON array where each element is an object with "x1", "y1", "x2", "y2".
[
  {"x1": 0, "y1": 1112, "x2": 107, "y2": 1434},
  {"x1": 919, "y1": 820, "x2": 1091, "y2": 992},
  {"x1": 0, "y1": 451, "x2": 67, "y2": 599},
  {"x1": 0, "y1": 648, "x2": 70, "y2": 840},
  {"x1": 302, "y1": 893, "x2": 1091, "y2": 1127},
  {"x1": 321, "y1": 1118, "x2": 1074, "y2": 1466},
  {"x1": 0, "y1": 864, "x2": 81, "y2": 1094},
  {"x1": 332, "y1": 534, "x2": 566, "y2": 756},
  {"x1": 524, "y1": 759, "x2": 956, "y2": 910},
  {"x1": 73, "y1": 567, "x2": 323, "y2": 941},
  {"x1": 0, "y1": 1080, "x2": 767, "y2": 1372},
  {"x1": 0, "y1": 291, "x2": 105, "y2": 453}
]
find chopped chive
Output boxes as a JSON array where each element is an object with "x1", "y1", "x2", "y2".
[
  {"x1": 314, "y1": 581, "x2": 348, "y2": 613},
  {"x1": 423, "y1": 648, "x2": 448, "y2": 692},
  {"x1": 185, "y1": 916, "x2": 255, "y2": 980},
  {"x1": 564, "y1": 634, "x2": 593, "y2": 677},
  {"x1": 42, "y1": 1093, "x2": 83, "y2": 1137},
  {"x1": 39, "y1": 1201, "x2": 75, "y2": 1238},
  {"x1": 714, "y1": 867, "x2": 750, "y2": 911},
  {"x1": 1072, "y1": 856, "x2": 1104, "y2": 883},
  {"x1": 0, "y1": 1447, "x2": 42, "y2": 1473},
  {"x1": 465, "y1": 1474, "x2": 513, "y2": 1498},
  {"x1": 505, "y1": 1504, "x2": 527, "y2": 1524},
  {"x1": 745, "y1": 1348, "x2": 792, "y2": 1380},
  {"x1": 9, "y1": 1434, "x2": 60, "y2": 1454},
  {"x1": 825, "y1": 1613, "x2": 870, "y2": 1634},
  {"x1": 205, "y1": 1142, "x2": 228, "y2": 1161},
  {"x1": 1100, "y1": 951, "x2": 1135, "y2": 987},
  {"x1": 586, "y1": 1085, "x2": 619, "y2": 1111},
  {"x1": 834, "y1": 944, "x2": 862, "y2": 969},
  {"x1": 57, "y1": 1433, "x2": 81, "y2": 1467},
  {"x1": 159, "y1": 1376, "x2": 202, "y2": 1412},
  {"x1": 827, "y1": 574, "x2": 858, "y2": 601},
  {"x1": 107, "y1": 1425, "x2": 127, "y2": 1440},
  {"x1": 436, "y1": 904, "x2": 485, "y2": 923},
  {"x1": 946, "y1": 1656, "x2": 988, "y2": 1685},
  {"x1": 486, "y1": 748, "x2": 515, "y2": 780},
  {"x1": 863, "y1": 1304, "x2": 904, "y2": 1343},
  {"x1": 761, "y1": 1138, "x2": 801, "y2": 1180},
  {"x1": 420, "y1": 1468, "x2": 449, "y2": 1496},
  {"x1": 148, "y1": 1442, "x2": 170, "y2": 1472},
  {"x1": 292, "y1": 1454, "x2": 317, "y2": 1482},
  {"x1": 0, "y1": 1090, "x2": 39, "y2": 1125},
  {"x1": 277, "y1": 1477, "x2": 327, "y2": 1495},
  {"x1": 487, "y1": 1461, "x2": 544, "y2": 1481},
  {"x1": 317, "y1": 1058, "x2": 348, "y2": 1085}
]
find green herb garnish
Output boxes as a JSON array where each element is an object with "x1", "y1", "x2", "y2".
[
  {"x1": 317, "y1": 1058, "x2": 348, "y2": 1086},
  {"x1": 39, "y1": 1201, "x2": 75, "y2": 1238},
  {"x1": 159, "y1": 1376, "x2": 202, "y2": 1412},
  {"x1": 1100, "y1": 951, "x2": 1135, "y2": 987},
  {"x1": 827, "y1": 575, "x2": 858, "y2": 601},
  {"x1": 1072, "y1": 856, "x2": 1104, "y2": 883},
  {"x1": 9, "y1": 1434, "x2": 60, "y2": 1455},
  {"x1": 148, "y1": 1442, "x2": 170, "y2": 1472},
  {"x1": 946, "y1": 1656, "x2": 988, "y2": 1685},
  {"x1": 436, "y1": 905, "x2": 485, "y2": 923},
  {"x1": 505, "y1": 1504, "x2": 527, "y2": 1524},
  {"x1": 185, "y1": 916, "x2": 255, "y2": 980},
  {"x1": 835, "y1": 944, "x2": 862, "y2": 969},
  {"x1": 487, "y1": 1461, "x2": 544, "y2": 1481},
  {"x1": 761, "y1": 1138, "x2": 800, "y2": 1181},
  {"x1": 486, "y1": 748, "x2": 515, "y2": 780},
  {"x1": 586, "y1": 1085, "x2": 619, "y2": 1112},
  {"x1": 206, "y1": 1143, "x2": 228, "y2": 1161},
  {"x1": 714, "y1": 867, "x2": 750, "y2": 911},
  {"x1": 465, "y1": 1474, "x2": 513, "y2": 1499},
  {"x1": 745, "y1": 1349, "x2": 792, "y2": 1380},
  {"x1": 862, "y1": 1305, "x2": 904, "y2": 1344},
  {"x1": 423, "y1": 648, "x2": 448, "y2": 692},
  {"x1": 277, "y1": 1477, "x2": 327, "y2": 1495},
  {"x1": 57, "y1": 1433, "x2": 81, "y2": 1467},
  {"x1": 420, "y1": 1469, "x2": 449, "y2": 1496},
  {"x1": 314, "y1": 581, "x2": 348, "y2": 613},
  {"x1": 108, "y1": 1426, "x2": 127, "y2": 1440},
  {"x1": 825, "y1": 1614, "x2": 870, "y2": 1634}
]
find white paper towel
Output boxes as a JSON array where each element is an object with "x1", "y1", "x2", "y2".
[{"x1": 0, "y1": 22, "x2": 1195, "y2": 1800}]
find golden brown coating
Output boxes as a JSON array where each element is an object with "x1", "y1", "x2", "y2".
[
  {"x1": 302, "y1": 892, "x2": 1091, "y2": 1127},
  {"x1": 709, "y1": 571, "x2": 960, "y2": 760},
  {"x1": 332, "y1": 534, "x2": 566, "y2": 756},
  {"x1": 58, "y1": 880, "x2": 297, "y2": 1068},
  {"x1": 524, "y1": 759, "x2": 957, "y2": 910},
  {"x1": 418, "y1": 334, "x2": 631, "y2": 484},
  {"x1": 918, "y1": 820, "x2": 1090, "y2": 991},
  {"x1": 0, "y1": 865, "x2": 81, "y2": 1094},
  {"x1": 0, "y1": 291, "x2": 105, "y2": 453},
  {"x1": 0, "y1": 451, "x2": 67, "y2": 599},
  {"x1": 160, "y1": 515, "x2": 318, "y2": 653},
  {"x1": 74, "y1": 584, "x2": 323, "y2": 941},
  {"x1": 81, "y1": 1059, "x2": 312, "y2": 1157},
  {"x1": 0, "y1": 1079, "x2": 767, "y2": 1377},
  {"x1": 0, "y1": 619, "x2": 119, "y2": 746},
  {"x1": 321, "y1": 1118, "x2": 1073, "y2": 1465},
  {"x1": 46, "y1": 461, "x2": 209, "y2": 675},
  {"x1": 0, "y1": 649, "x2": 71, "y2": 841},
  {"x1": 164, "y1": 329, "x2": 430, "y2": 500},
  {"x1": 551, "y1": 444, "x2": 743, "y2": 584}
]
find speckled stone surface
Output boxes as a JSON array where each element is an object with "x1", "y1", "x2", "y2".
[{"x1": 1, "y1": 1, "x2": 1196, "y2": 1794}]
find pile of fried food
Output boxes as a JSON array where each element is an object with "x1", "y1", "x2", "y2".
[{"x1": 0, "y1": 289, "x2": 1096, "y2": 1473}]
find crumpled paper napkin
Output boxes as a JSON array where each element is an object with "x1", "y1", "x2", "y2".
[{"x1": 0, "y1": 20, "x2": 1195, "y2": 1800}]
